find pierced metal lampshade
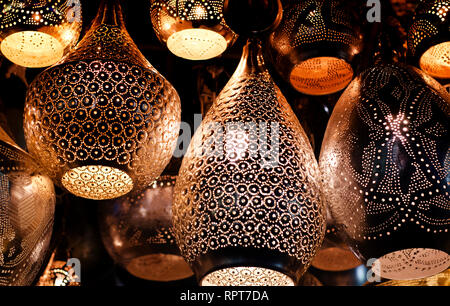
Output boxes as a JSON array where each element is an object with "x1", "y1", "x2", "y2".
[
  {"x1": 99, "y1": 175, "x2": 194, "y2": 282},
  {"x1": 0, "y1": 127, "x2": 55, "y2": 286},
  {"x1": 0, "y1": 0, "x2": 82, "y2": 68},
  {"x1": 408, "y1": 0, "x2": 450, "y2": 79},
  {"x1": 320, "y1": 63, "x2": 450, "y2": 281},
  {"x1": 376, "y1": 268, "x2": 450, "y2": 286},
  {"x1": 173, "y1": 39, "x2": 326, "y2": 286},
  {"x1": 268, "y1": 0, "x2": 363, "y2": 96},
  {"x1": 24, "y1": 0, "x2": 181, "y2": 200},
  {"x1": 150, "y1": 0, "x2": 237, "y2": 60}
]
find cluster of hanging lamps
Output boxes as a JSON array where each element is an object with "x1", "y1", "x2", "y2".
[
  {"x1": 150, "y1": 0, "x2": 237, "y2": 60},
  {"x1": 0, "y1": 0, "x2": 82, "y2": 68},
  {"x1": 267, "y1": 0, "x2": 363, "y2": 96},
  {"x1": 0, "y1": 127, "x2": 55, "y2": 286},
  {"x1": 99, "y1": 171, "x2": 194, "y2": 283},
  {"x1": 172, "y1": 0, "x2": 326, "y2": 286},
  {"x1": 319, "y1": 9, "x2": 450, "y2": 280},
  {"x1": 408, "y1": 0, "x2": 450, "y2": 79},
  {"x1": 23, "y1": 0, "x2": 181, "y2": 200}
]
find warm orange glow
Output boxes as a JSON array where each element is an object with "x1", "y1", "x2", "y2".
[
  {"x1": 201, "y1": 267, "x2": 295, "y2": 286},
  {"x1": 126, "y1": 254, "x2": 193, "y2": 282},
  {"x1": 290, "y1": 57, "x2": 354, "y2": 95},
  {"x1": 312, "y1": 247, "x2": 362, "y2": 272},
  {"x1": 1, "y1": 31, "x2": 64, "y2": 68},
  {"x1": 419, "y1": 41, "x2": 450, "y2": 78},
  {"x1": 61, "y1": 165, "x2": 133, "y2": 200},
  {"x1": 167, "y1": 29, "x2": 227, "y2": 60}
]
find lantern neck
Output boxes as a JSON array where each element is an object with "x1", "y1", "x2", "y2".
[
  {"x1": 234, "y1": 38, "x2": 268, "y2": 76},
  {"x1": 93, "y1": 0, "x2": 126, "y2": 28}
]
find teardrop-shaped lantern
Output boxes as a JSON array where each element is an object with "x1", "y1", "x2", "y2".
[
  {"x1": 268, "y1": 0, "x2": 363, "y2": 96},
  {"x1": 99, "y1": 175, "x2": 194, "y2": 282},
  {"x1": 173, "y1": 38, "x2": 326, "y2": 286},
  {"x1": 320, "y1": 63, "x2": 450, "y2": 280},
  {"x1": 150, "y1": 0, "x2": 237, "y2": 60},
  {"x1": 0, "y1": 127, "x2": 55, "y2": 286},
  {"x1": 0, "y1": 0, "x2": 82, "y2": 68},
  {"x1": 24, "y1": 0, "x2": 181, "y2": 200},
  {"x1": 408, "y1": 0, "x2": 450, "y2": 79}
]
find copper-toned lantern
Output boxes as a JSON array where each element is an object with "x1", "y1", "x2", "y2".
[{"x1": 0, "y1": 0, "x2": 82, "y2": 68}]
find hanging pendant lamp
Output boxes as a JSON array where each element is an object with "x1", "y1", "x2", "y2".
[
  {"x1": 99, "y1": 174, "x2": 194, "y2": 282},
  {"x1": 0, "y1": 0, "x2": 82, "y2": 68},
  {"x1": 172, "y1": 0, "x2": 326, "y2": 286},
  {"x1": 267, "y1": 0, "x2": 363, "y2": 96},
  {"x1": 24, "y1": 0, "x2": 181, "y2": 200},
  {"x1": 0, "y1": 127, "x2": 55, "y2": 286},
  {"x1": 320, "y1": 61, "x2": 450, "y2": 280},
  {"x1": 150, "y1": 0, "x2": 237, "y2": 60},
  {"x1": 408, "y1": 0, "x2": 450, "y2": 79}
]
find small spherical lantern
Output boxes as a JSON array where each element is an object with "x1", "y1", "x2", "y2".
[
  {"x1": 0, "y1": 0, "x2": 82, "y2": 68},
  {"x1": 99, "y1": 176, "x2": 194, "y2": 282},
  {"x1": 24, "y1": 0, "x2": 181, "y2": 200},
  {"x1": 0, "y1": 127, "x2": 55, "y2": 286},
  {"x1": 408, "y1": 0, "x2": 450, "y2": 79},
  {"x1": 150, "y1": 0, "x2": 237, "y2": 60},
  {"x1": 320, "y1": 63, "x2": 450, "y2": 281},
  {"x1": 268, "y1": 0, "x2": 363, "y2": 96}
]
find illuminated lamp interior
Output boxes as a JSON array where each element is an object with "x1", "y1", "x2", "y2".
[
  {"x1": 167, "y1": 28, "x2": 227, "y2": 61},
  {"x1": 61, "y1": 165, "x2": 133, "y2": 200},
  {"x1": 419, "y1": 41, "x2": 450, "y2": 78},
  {"x1": 372, "y1": 248, "x2": 450, "y2": 280},
  {"x1": 1, "y1": 31, "x2": 64, "y2": 68},
  {"x1": 200, "y1": 267, "x2": 295, "y2": 286},
  {"x1": 290, "y1": 57, "x2": 354, "y2": 95},
  {"x1": 126, "y1": 254, "x2": 193, "y2": 282}
]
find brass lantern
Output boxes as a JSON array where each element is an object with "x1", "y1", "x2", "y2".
[
  {"x1": 150, "y1": 0, "x2": 237, "y2": 60},
  {"x1": 24, "y1": 0, "x2": 181, "y2": 200},
  {"x1": 0, "y1": 127, "x2": 55, "y2": 286},
  {"x1": 0, "y1": 0, "x2": 82, "y2": 68},
  {"x1": 408, "y1": 0, "x2": 450, "y2": 79},
  {"x1": 268, "y1": 0, "x2": 363, "y2": 96},
  {"x1": 320, "y1": 63, "x2": 450, "y2": 281}
]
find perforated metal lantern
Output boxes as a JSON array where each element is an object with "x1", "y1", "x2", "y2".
[
  {"x1": 0, "y1": 128, "x2": 55, "y2": 286},
  {"x1": 0, "y1": 0, "x2": 82, "y2": 68},
  {"x1": 320, "y1": 63, "x2": 450, "y2": 281},
  {"x1": 99, "y1": 175, "x2": 194, "y2": 282},
  {"x1": 173, "y1": 39, "x2": 326, "y2": 286},
  {"x1": 150, "y1": 0, "x2": 237, "y2": 60},
  {"x1": 408, "y1": 0, "x2": 450, "y2": 79},
  {"x1": 24, "y1": 0, "x2": 181, "y2": 200},
  {"x1": 268, "y1": 0, "x2": 363, "y2": 96}
]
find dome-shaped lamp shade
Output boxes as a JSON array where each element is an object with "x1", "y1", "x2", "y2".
[
  {"x1": 173, "y1": 39, "x2": 326, "y2": 286},
  {"x1": 150, "y1": 0, "x2": 237, "y2": 60},
  {"x1": 268, "y1": 0, "x2": 363, "y2": 96},
  {"x1": 320, "y1": 64, "x2": 450, "y2": 281},
  {"x1": 99, "y1": 176, "x2": 194, "y2": 282},
  {"x1": 24, "y1": 0, "x2": 181, "y2": 200},
  {"x1": 0, "y1": 127, "x2": 55, "y2": 286},
  {"x1": 0, "y1": 0, "x2": 82, "y2": 68},
  {"x1": 408, "y1": 0, "x2": 450, "y2": 79}
]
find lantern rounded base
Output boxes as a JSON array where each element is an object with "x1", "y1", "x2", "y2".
[
  {"x1": 167, "y1": 29, "x2": 227, "y2": 61},
  {"x1": 419, "y1": 41, "x2": 450, "y2": 79},
  {"x1": 61, "y1": 165, "x2": 133, "y2": 200},
  {"x1": 1, "y1": 31, "x2": 64, "y2": 68},
  {"x1": 312, "y1": 247, "x2": 362, "y2": 272},
  {"x1": 372, "y1": 248, "x2": 450, "y2": 280}
]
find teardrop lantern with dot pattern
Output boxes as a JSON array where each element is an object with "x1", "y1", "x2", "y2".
[
  {"x1": 0, "y1": 127, "x2": 55, "y2": 286},
  {"x1": 24, "y1": 0, "x2": 181, "y2": 200},
  {"x1": 99, "y1": 175, "x2": 194, "y2": 282},
  {"x1": 150, "y1": 0, "x2": 237, "y2": 60},
  {"x1": 320, "y1": 63, "x2": 450, "y2": 281},
  {"x1": 267, "y1": 0, "x2": 363, "y2": 96},
  {"x1": 173, "y1": 39, "x2": 326, "y2": 286},
  {"x1": 408, "y1": 0, "x2": 450, "y2": 79},
  {"x1": 0, "y1": 0, "x2": 82, "y2": 68}
]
